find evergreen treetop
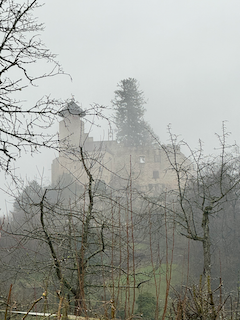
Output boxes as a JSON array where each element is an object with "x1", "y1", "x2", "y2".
[{"x1": 112, "y1": 78, "x2": 153, "y2": 147}]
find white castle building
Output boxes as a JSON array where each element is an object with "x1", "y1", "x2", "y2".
[{"x1": 52, "y1": 101, "x2": 189, "y2": 194}]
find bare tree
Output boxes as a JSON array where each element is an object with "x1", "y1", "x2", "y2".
[
  {"x1": 0, "y1": 0, "x2": 63, "y2": 173},
  {"x1": 161, "y1": 125, "x2": 240, "y2": 291},
  {"x1": 4, "y1": 139, "x2": 173, "y2": 318},
  {"x1": 4, "y1": 150, "x2": 128, "y2": 316}
]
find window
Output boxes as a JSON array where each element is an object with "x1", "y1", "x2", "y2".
[
  {"x1": 153, "y1": 170, "x2": 159, "y2": 179},
  {"x1": 139, "y1": 156, "x2": 145, "y2": 164}
]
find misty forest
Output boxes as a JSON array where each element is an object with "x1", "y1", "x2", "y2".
[{"x1": 1, "y1": 1, "x2": 240, "y2": 320}]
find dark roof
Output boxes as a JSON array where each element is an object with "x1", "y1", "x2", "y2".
[{"x1": 59, "y1": 101, "x2": 86, "y2": 118}]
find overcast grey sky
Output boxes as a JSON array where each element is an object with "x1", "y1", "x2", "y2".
[
  {"x1": 2, "y1": 0, "x2": 240, "y2": 214},
  {"x1": 36, "y1": 0, "x2": 240, "y2": 146}
]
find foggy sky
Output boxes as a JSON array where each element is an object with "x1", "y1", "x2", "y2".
[
  {"x1": 2, "y1": 0, "x2": 240, "y2": 214},
  {"x1": 37, "y1": 0, "x2": 240, "y2": 150}
]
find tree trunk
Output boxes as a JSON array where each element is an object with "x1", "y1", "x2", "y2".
[
  {"x1": 201, "y1": 208, "x2": 217, "y2": 319},
  {"x1": 202, "y1": 209, "x2": 211, "y2": 282},
  {"x1": 74, "y1": 253, "x2": 86, "y2": 315},
  {"x1": 74, "y1": 288, "x2": 85, "y2": 316}
]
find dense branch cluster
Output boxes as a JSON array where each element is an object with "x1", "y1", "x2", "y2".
[{"x1": 0, "y1": 0, "x2": 62, "y2": 172}]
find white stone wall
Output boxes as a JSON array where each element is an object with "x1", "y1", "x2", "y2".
[{"x1": 52, "y1": 115, "x2": 190, "y2": 194}]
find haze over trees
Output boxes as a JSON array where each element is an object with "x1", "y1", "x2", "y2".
[
  {"x1": 161, "y1": 127, "x2": 240, "y2": 293},
  {"x1": 2, "y1": 1, "x2": 240, "y2": 319},
  {"x1": 4, "y1": 153, "x2": 166, "y2": 318},
  {"x1": 6, "y1": 127, "x2": 240, "y2": 319}
]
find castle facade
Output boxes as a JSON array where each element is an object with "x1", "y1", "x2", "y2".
[{"x1": 52, "y1": 102, "x2": 188, "y2": 194}]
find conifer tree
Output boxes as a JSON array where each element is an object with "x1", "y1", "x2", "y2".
[{"x1": 112, "y1": 78, "x2": 153, "y2": 146}]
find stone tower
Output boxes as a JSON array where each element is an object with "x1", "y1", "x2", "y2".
[{"x1": 58, "y1": 100, "x2": 87, "y2": 149}]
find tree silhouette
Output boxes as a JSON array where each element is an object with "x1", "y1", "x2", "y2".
[{"x1": 112, "y1": 78, "x2": 153, "y2": 147}]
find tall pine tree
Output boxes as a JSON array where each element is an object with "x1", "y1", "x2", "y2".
[{"x1": 112, "y1": 78, "x2": 153, "y2": 147}]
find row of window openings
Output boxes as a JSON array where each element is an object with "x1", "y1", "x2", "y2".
[{"x1": 133, "y1": 168, "x2": 159, "y2": 179}]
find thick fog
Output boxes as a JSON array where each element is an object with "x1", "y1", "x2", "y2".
[{"x1": 2, "y1": 0, "x2": 240, "y2": 214}]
